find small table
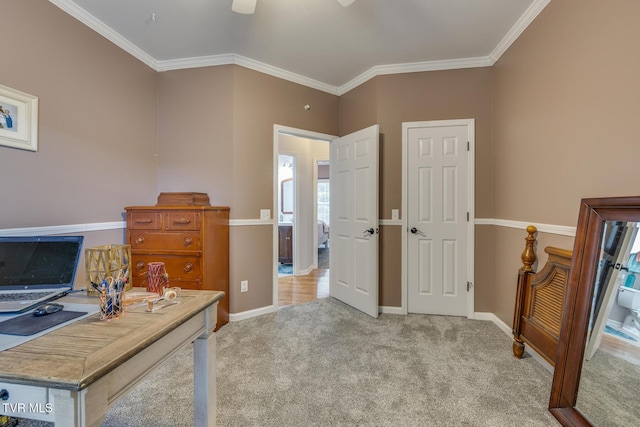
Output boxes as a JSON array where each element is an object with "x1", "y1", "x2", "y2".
[{"x1": 0, "y1": 288, "x2": 224, "y2": 426}]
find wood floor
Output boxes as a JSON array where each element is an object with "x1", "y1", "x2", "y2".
[
  {"x1": 600, "y1": 331, "x2": 640, "y2": 368},
  {"x1": 278, "y1": 268, "x2": 329, "y2": 308}
]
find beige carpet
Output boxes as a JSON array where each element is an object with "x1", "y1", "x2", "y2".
[
  {"x1": 104, "y1": 298, "x2": 558, "y2": 426},
  {"x1": 576, "y1": 348, "x2": 640, "y2": 425},
  {"x1": 18, "y1": 298, "x2": 560, "y2": 426}
]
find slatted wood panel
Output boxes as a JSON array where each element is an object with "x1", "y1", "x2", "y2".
[{"x1": 530, "y1": 270, "x2": 567, "y2": 337}]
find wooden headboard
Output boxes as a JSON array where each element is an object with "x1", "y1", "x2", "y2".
[{"x1": 512, "y1": 226, "x2": 573, "y2": 366}]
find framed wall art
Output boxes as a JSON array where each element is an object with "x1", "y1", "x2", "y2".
[{"x1": 0, "y1": 84, "x2": 38, "y2": 152}]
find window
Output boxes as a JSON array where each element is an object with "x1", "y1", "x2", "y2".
[{"x1": 318, "y1": 179, "x2": 330, "y2": 225}]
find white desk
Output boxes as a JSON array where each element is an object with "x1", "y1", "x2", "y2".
[{"x1": 0, "y1": 289, "x2": 224, "y2": 426}]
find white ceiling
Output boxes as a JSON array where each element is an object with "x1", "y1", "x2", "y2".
[{"x1": 49, "y1": 0, "x2": 549, "y2": 95}]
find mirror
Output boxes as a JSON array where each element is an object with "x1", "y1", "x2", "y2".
[
  {"x1": 281, "y1": 178, "x2": 293, "y2": 214},
  {"x1": 550, "y1": 197, "x2": 640, "y2": 426}
]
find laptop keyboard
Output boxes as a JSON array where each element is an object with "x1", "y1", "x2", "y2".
[{"x1": 0, "y1": 292, "x2": 53, "y2": 302}]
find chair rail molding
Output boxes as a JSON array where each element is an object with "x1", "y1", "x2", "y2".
[
  {"x1": 475, "y1": 218, "x2": 576, "y2": 237},
  {"x1": 0, "y1": 221, "x2": 125, "y2": 237},
  {"x1": 0, "y1": 217, "x2": 575, "y2": 237}
]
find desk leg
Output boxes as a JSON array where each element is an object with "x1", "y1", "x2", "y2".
[
  {"x1": 194, "y1": 304, "x2": 217, "y2": 426},
  {"x1": 50, "y1": 384, "x2": 107, "y2": 427}
]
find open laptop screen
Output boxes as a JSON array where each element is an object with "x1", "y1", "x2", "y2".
[{"x1": 0, "y1": 236, "x2": 83, "y2": 289}]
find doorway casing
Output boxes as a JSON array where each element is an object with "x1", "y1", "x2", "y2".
[{"x1": 273, "y1": 125, "x2": 337, "y2": 309}]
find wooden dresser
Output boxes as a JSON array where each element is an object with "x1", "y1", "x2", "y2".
[{"x1": 125, "y1": 196, "x2": 229, "y2": 329}]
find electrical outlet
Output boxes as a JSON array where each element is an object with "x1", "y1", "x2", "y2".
[
  {"x1": 392, "y1": 209, "x2": 399, "y2": 220},
  {"x1": 260, "y1": 209, "x2": 271, "y2": 220},
  {"x1": 241, "y1": 280, "x2": 248, "y2": 292}
]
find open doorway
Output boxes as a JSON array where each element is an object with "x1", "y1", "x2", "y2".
[
  {"x1": 316, "y1": 160, "x2": 330, "y2": 270},
  {"x1": 277, "y1": 154, "x2": 295, "y2": 277},
  {"x1": 273, "y1": 125, "x2": 335, "y2": 309}
]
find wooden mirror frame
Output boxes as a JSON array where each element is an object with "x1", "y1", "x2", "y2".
[{"x1": 550, "y1": 196, "x2": 640, "y2": 425}]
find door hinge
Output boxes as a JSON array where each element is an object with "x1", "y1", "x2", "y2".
[
  {"x1": 467, "y1": 141, "x2": 470, "y2": 151},
  {"x1": 467, "y1": 281, "x2": 473, "y2": 292},
  {"x1": 467, "y1": 212, "x2": 469, "y2": 222}
]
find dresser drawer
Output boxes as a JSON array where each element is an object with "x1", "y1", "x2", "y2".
[
  {"x1": 169, "y1": 280, "x2": 201, "y2": 290},
  {"x1": 130, "y1": 275, "x2": 202, "y2": 290},
  {"x1": 165, "y1": 212, "x2": 201, "y2": 231},
  {"x1": 128, "y1": 212, "x2": 162, "y2": 230},
  {"x1": 129, "y1": 231, "x2": 201, "y2": 250},
  {"x1": 132, "y1": 254, "x2": 202, "y2": 284}
]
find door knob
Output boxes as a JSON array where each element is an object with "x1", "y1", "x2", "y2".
[
  {"x1": 363, "y1": 228, "x2": 377, "y2": 236},
  {"x1": 410, "y1": 227, "x2": 426, "y2": 237}
]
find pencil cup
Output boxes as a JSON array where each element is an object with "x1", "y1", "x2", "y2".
[
  {"x1": 100, "y1": 289, "x2": 125, "y2": 321},
  {"x1": 147, "y1": 262, "x2": 169, "y2": 296}
]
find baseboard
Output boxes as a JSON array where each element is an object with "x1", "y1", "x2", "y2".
[
  {"x1": 298, "y1": 265, "x2": 314, "y2": 276},
  {"x1": 229, "y1": 305, "x2": 275, "y2": 322},
  {"x1": 380, "y1": 306, "x2": 405, "y2": 315},
  {"x1": 474, "y1": 312, "x2": 512, "y2": 335},
  {"x1": 474, "y1": 311, "x2": 554, "y2": 373}
]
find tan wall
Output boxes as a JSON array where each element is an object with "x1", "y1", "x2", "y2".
[
  {"x1": 490, "y1": 0, "x2": 640, "y2": 324},
  {"x1": 338, "y1": 79, "x2": 378, "y2": 135},
  {"x1": 232, "y1": 66, "x2": 338, "y2": 218},
  {"x1": 494, "y1": 0, "x2": 640, "y2": 224},
  {"x1": 158, "y1": 66, "x2": 235, "y2": 207},
  {"x1": 157, "y1": 65, "x2": 338, "y2": 313},
  {"x1": 0, "y1": 2, "x2": 158, "y2": 288},
  {"x1": 376, "y1": 69, "x2": 494, "y2": 220},
  {"x1": 230, "y1": 68, "x2": 338, "y2": 312},
  {"x1": 0, "y1": 2, "x2": 158, "y2": 227},
  {"x1": 339, "y1": 68, "x2": 493, "y2": 307}
]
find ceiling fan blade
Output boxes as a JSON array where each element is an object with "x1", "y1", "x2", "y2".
[
  {"x1": 337, "y1": 0, "x2": 356, "y2": 6},
  {"x1": 232, "y1": 0, "x2": 257, "y2": 14}
]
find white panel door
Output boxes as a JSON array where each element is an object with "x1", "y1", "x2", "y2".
[
  {"x1": 330, "y1": 125, "x2": 379, "y2": 318},
  {"x1": 406, "y1": 122, "x2": 471, "y2": 316}
]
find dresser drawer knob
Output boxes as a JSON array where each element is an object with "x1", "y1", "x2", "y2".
[
  {"x1": 135, "y1": 236, "x2": 145, "y2": 245},
  {"x1": 136, "y1": 261, "x2": 146, "y2": 271},
  {"x1": 183, "y1": 236, "x2": 193, "y2": 246},
  {"x1": 184, "y1": 263, "x2": 193, "y2": 272},
  {"x1": 174, "y1": 218, "x2": 191, "y2": 225},
  {"x1": 135, "y1": 219, "x2": 152, "y2": 224}
]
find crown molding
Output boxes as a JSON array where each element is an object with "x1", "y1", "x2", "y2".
[
  {"x1": 50, "y1": 0, "x2": 551, "y2": 96},
  {"x1": 336, "y1": 56, "x2": 494, "y2": 95},
  {"x1": 155, "y1": 54, "x2": 340, "y2": 95},
  {"x1": 233, "y1": 55, "x2": 340, "y2": 95},
  {"x1": 49, "y1": 0, "x2": 158, "y2": 70},
  {"x1": 489, "y1": 0, "x2": 551, "y2": 63},
  {"x1": 154, "y1": 54, "x2": 236, "y2": 72}
]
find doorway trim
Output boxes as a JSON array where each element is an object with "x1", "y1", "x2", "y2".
[
  {"x1": 313, "y1": 159, "x2": 330, "y2": 269},
  {"x1": 278, "y1": 152, "x2": 297, "y2": 275},
  {"x1": 273, "y1": 125, "x2": 337, "y2": 309},
  {"x1": 401, "y1": 119, "x2": 476, "y2": 318}
]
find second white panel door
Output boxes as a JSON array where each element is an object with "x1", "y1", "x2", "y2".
[{"x1": 406, "y1": 122, "x2": 471, "y2": 316}]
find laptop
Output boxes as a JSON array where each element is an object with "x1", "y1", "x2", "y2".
[{"x1": 0, "y1": 235, "x2": 83, "y2": 313}]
